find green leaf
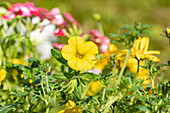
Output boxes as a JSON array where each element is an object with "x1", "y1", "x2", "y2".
[
  {"x1": 28, "y1": 58, "x2": 40, "y2": 68},
  {"x1": 51, "y1": 49, "x2": 67, "y2": 64},
  {"x1": 52, "y1": 73, "x2": 67, "y2": 80},
  {"x1": 137, "y1": 105, "x2": 151, "y2": 112},
  {"x1": 109, "y1": 33, "x2": 119, "y2": 37},
  {"x1": 51, "y1": 49, "x2": 62, "y2": 58},
  {"x1": 33, "y1": 79, "x2": 40, "y2": 84},
  {"x1": 0, "y1": 104, "x2": 16, "y2": 113},
  {"x1": 0, "y1": 2, "x2": 11, "y2": 8}
]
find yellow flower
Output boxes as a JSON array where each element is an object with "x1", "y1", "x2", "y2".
[
  {"x1": 29, "y1": 79, "x2": 33, "y2": 84},
  {"x1": 88, "y1": 81, "x2": 104, "y2": 96},
  {"x1": 116, "y1": 37, "x2": 160, "y2": 63},
  {"x1": 0, "y1": 69, "x2": 6, "y2": 85},
  {"x1": 116, "y1": 37, "x2": 160, "y2": 74},
  {"x1": 58, "y1": 100, "x2": 82, "y2": 113},
  {"x1": 108, "y1": 44, "x2": 118, "y2": 54},
  {"x1": 12, "y1": 69, "x2": 18, "y2": 80},
  {"x1": 10, "y1": 58, "x2": 27, "y2": 65},
  {"x1": 20, "y1": 74, "x2": 24, "y2": 79},
  {"x1": 126, "y1": 58, "x2": 146, "y2": 74},
  {"x1": 131, "y1": 37, "x2": 160, "y2": 61},
  {"x1": 62, "y1": 36, "x2": 98, "y2": 70},
  {"x1": 95, "y1": 44, "x2": 118, "y2": 71},
  {"x1": 137, "y1": 67, "x2": 151, "y2": 90},
  {"x1": 95, "y1": 54, "x2": 109, "y2": 70}
]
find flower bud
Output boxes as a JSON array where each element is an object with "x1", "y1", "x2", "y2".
[
  {"x1": 93, "y1": 13, "x2": 101, "y2": 22},
  {"x1": 164, "y1": 27, "x2": 170, "y2": 38}
]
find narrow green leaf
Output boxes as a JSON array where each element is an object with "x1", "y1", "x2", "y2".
[
  {"x1": 51, "y1": 49, "x2": 67, "y2": 64},
  {"x1": 0, "y1": 104, "x2": 16, "y2": 113},
  {"x1": 0, "y1": 2, "x2": 11, "y2": 8},
  {"x1": 52, "y1": 73, "x2": 67, "y2": 80}
]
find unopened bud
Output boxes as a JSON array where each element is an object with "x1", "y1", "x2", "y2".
[
  {"x1": 93, "y1": 13, "x2": 101, "y2": 22},
  {"x1": 164, "y1": 27, "x2": 170, "y2": 38}
]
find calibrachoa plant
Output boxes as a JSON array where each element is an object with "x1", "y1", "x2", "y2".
[{"x1": 0, "y1": 1, "x2": 169, "y2": 113}]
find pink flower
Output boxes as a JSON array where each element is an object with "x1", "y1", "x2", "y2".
[
  {"x1": 63, "y1": 12, "x2": 74, "y2": 22},
  {"x1": 89, "y1": 29, "x2": 110, "y2": 53},
  {"x1": 88, "y1": 68, "x2": 102, "y2": 74},
  {"x1": 37, "y1": 8, "x2": 49, "y2": 20},
  {"x1": 89, "y1": 30, "x2": 102, "y2": 38},
  {"x1": 3, "y1": 2, "x2": 39, "y2": 20},
  {"x1": 54, "y1": 28, "x2": 66, "y2": 37},
  {"x1": 53, "y1": 43, "x2": 66, "y2": 51},
  {"x1": 50, "y1": 8, "x2": 60, "y2": 15},
  {"x1": 48, "y1": 8, "x2": 65, "y2": 26},
  {"x1": 38, "y1": 7, "x2": 65, "y2": 26},
  {"x1": 63, "y1": 12, "x2": 80, "y2": 26},
  {"x1": 3, "y1": 13, "x2": 16, "y2": 21},
  {"x1": 25, "y1": 2, "x2": 39, "y2": 16}
]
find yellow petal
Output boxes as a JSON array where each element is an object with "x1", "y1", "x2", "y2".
[
  {"x1": 81, "y1": 59, "x2": 94, "y2": 70},
  {"x1": 65, "y1": 100, "x2": 76, "y2": 109},
  {"x1": 145, "y1": 50, "x2": 160, "y2": 55},
  {"x1": 140, "y1": 37, "x2": 149, "y2": 54},
  {"x1": 135, "y1": 50, "x2": 141, "y2": 60},
  {"x1": 108, "y1": 44, "x2": 118, "y2": 53},
  {"x1": 68, "y1": 58, "x2": 78, "y2": 70},
  {"x1": 95, "y1": 56, "x2": 109, "y2": 70},
  {"x1": 126, "y1": 58, "x2": 138, "y2": 73},
  {"x1": 0, "y1": 69, "x2": 6, "y2": 82},
  {"x1": 79, "y1": 41, "x2": 98, "y2": 55},
  {"x1": 10, "y1": 58, "x2": 23, "y2": 64},
  {"x1": 58, "y1": 110, "x2": 65, "y2": 113},
  {"x1": 133, "y1": 37, "x2": 140, "y2": 50},
  {"x1": 83, "y1": 54, "x2": 97, "y2": 66},
  {"x1": 75, "y1": 59, "x2": 84, "y2": 70},
  {"x1": 146, "y1": 55, "x2": 160, "y2": 62},
  {"x1": 88, "y1": 81, "x2": 103, "y2": 96},
  {"x1": 68, "y1": 36, "x2": 85, "y2": 53},
  {"x1": 62, "y1": 45, "x2": 76, "y2": 60}
]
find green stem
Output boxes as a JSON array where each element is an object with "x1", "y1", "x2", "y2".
[
  {"x1": 41, "y1": 79, "x2": 46, "y2": 98},
  {"x1": 117, "y1": 47, "x2": 132, "y2": 85},
  {"x1": 0, "y1": 16, "x2": 6, "y2": 38},
  {"x1": 45, "y1": 74, "x2": 50, "y2": 93},
  {"x1": 29, "y1": 98, "x2": 40, "y2": 112},
  {"x1": 102, "y1": 88, "x2": 106, "y2": 102},
  {"x1": 103, "y1": 96, "x2": 118, "y2": 113},
  {"x1": 6, "y1": 79, "x2": 11, "y2": 91},
  {"x1": 103, "y1": 92, "x2": 126, "y2": 113},
  {"x1": 97, "y1": 21, "x2": 104, "y2": 36},
  {"x1": 151, "y1": 76, "x2": 155, "y2": 94},
  {"x1": 137, "y1": 60, "x2": 140, "y2": 73},
  {"x1": 114, "y1": 63, "x2": 117, "y2": 73},
  {"x1": 14, "y1": 19, "x2": 22, "y2": 58},
  {"x1": 46, "y1": 104, "x2": 50, "y2": 113},
  {"x1": 81, "y1": 81, "x2": 92, "y2": 99}
]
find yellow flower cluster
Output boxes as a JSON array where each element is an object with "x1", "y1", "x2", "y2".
[
  {"x1": 58, "y1": 100, "x2": 82, "y2": 113},
  {"x1": 62, "y1": 36, "x2": 98, "y2": 70}
]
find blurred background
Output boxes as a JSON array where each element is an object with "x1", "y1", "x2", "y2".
[{"x1": 1, "y1": 0, "x2": 170, "y2": 79}]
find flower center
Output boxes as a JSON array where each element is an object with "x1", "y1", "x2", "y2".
[{"x1": 76, "y1": 54, "x2": 84, "y2": 59}]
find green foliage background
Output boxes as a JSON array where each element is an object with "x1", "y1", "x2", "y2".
[{"x1": 1, "y1": 0, "x2": 170, "y2": 79}]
